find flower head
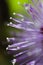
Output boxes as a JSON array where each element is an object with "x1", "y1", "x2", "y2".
[{"x1": 6, "y1": 0, "x2": 43, "y2": 65}]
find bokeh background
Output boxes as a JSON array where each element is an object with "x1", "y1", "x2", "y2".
[{"x1": 0, "y1": 0, "x2": 43, "y2": 65}]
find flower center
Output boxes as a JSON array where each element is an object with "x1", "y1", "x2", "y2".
[{"x1": 40, "y1": 27, "x2": 43, "y2": 34}]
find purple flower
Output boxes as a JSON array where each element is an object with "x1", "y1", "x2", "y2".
[{"x1": 6, "y1": 0, "x2": 43, "y2": 65}]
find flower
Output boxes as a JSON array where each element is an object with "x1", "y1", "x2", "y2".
[{"x1": 6, "y1": 0, "x2": 43, "y2": 65}]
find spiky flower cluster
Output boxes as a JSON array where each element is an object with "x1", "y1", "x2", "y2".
[{"x1": 6, "y1": 0, "x2": 43, "y2": 65}]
